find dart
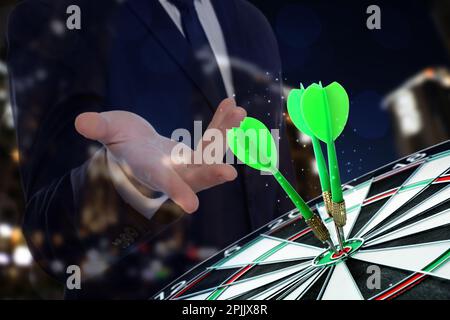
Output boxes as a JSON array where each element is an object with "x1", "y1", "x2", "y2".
[
  {"x1": 227, "y1": 117, "x2": 337, "y2": 253},
  {"x1": 287, "y1": 85, "x2": 342, "y2": 245},
  {"x1": 300, "y1": 82, "x2": 350, "y2": 250},
  {"x1": 287, "y1": 85, "x2": 333, "y2": 217}
]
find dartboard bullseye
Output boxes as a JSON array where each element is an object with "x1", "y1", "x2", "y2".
[
  {"x1": 313, "y1": 238, "x2": 364, "y2": 267},
  {"x1": 154, "y1": 141, "x2": 450, "y2": 301}
]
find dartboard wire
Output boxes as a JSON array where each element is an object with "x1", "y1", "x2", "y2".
[
  {"x1": 260, "y1": 234, "x2": 324, "y2": 251},
  {"x1": 364, "y1": 183, "x2": 450, "y2": 241},
  {"x1": 368, "y1": 249, "x2": 450, "y2": 300},
  {"x1": 252, "y1": 267, "x2": 322, "y2": 301},
  {"x1": 355, "y1": 153, "x2": 450, "y2": 238},
  {"x1": 372, "y1": 160, "x2": 423, "y2": 183},
  {"x1": 331, "y1": 178, "x2": 373, "y2": 239},
  {"x1": 372, "y1": 273, "x2": 428, "y2": 300},
  {"x1": 170, "y1": 270, "x2": 212, "y2": 300},
  {"x1": 316, "y1": 261, "x2": 365, "y2": 300},
  {"x1": 289, "y1": 268, "x2": 330, "y2": 300},
  {"x1": 205, "y1": 228, "x2": 326, "y2": 300},
  {"x1": 317, "y1": 265, "x2": 335, "y2": 300},
  {"x1": 314, "y1": 179, "x2": 372, "y2": 220},
  {"x1": 435, "y1": 174, "x2": 450, "y2": 183},
  {"x1": 158, "y1": 148, "x2": 450, "y2": 301},
  {"x1": 363, "y1": 209, "x2": 450, "y2": 247},
  {"x1": 266, "y1": 215, "x2": 303, "y2": 236},
  {"x1": 353, "y1": 240, "x2": 450, "y2": 278},
  {"x1": 157, "y1": 209, "x2": 290, "y2": 300},
  {"x1": 205, "y1": 260, "x2": 314, "y2": 300},
  {"x1": 234, "y1": 265, "x2": 320, "y2": 300},
  {"x1": 273, "y1": 267, "x2": 325, "y2": 300}
]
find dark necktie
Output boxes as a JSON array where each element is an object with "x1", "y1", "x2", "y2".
[{"x1": 168, "y1": 0, "x2": 227, "y2": 102}]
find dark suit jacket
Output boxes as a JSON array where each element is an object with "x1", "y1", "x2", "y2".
[{"x1": 7, "y1": 0, "x2": 296, "y2": 299}]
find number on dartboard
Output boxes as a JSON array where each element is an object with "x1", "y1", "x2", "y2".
[
  {"x1": 169, "y1": 280, "x2": 186, "y2": 298},
  {"x1": 153, "y1": 142, "x2": 450, "y2": 301},
  {"x1": 224, "y1": 244, "x2": 241, "y2": 257},
  {"x1": 393, "y1": 152, "x2": 427, "y2": 170},
  {"x1": 267, "y1": 218, "x2": 284, "y2": 230}
]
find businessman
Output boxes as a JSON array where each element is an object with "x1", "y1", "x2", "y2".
[{"x1": 8, "y1": 0, "x2": 295, "y2": 298}]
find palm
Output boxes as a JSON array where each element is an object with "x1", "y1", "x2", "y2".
[{"x1": 75, "y1": 98, "x2": 246, "y2": 213}]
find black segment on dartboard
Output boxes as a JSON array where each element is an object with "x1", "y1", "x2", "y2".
[
  {"x1": 177, "y1": 268, "x2": 240, "y2": 298},
  {"x1": 368, "y1": 198, "x2": 450, "y2": 242},
  {"x1": 367, "y1": 183, "x2": 450, "y2": 235},
  {"x1": 268, "y1": 217, "x2": 307, "y2": 239},
  {"x1": 268, "y1": 217, "x2": 325, "y2": 247},
  {"x1": 301, "y1": 267, "x2": 333, "y2": 300},
  {"x1": 271, "y1": 269, "x2": 323, "y2": 300},
  {"x1": 364, "y1": 225, "x2": 450, "y2": 250},
  {"x1": 230, "y1": 265, "x2": 314, "y2": 300},
  {"x1": 238, "y1": 260, "x2": 309, "y2": 281},
  {"x1": 366, "y1": 164, "x2": 419, "y2": 198},
  {"x1": 349, "y1": 198, "x2": 390, "y2": 238},
  {"x1": 152, "y1": 142, "x2": 450, "y2": 300},
  {"x1": 396, "y1": 275, "x2": 450, "y2": 300},
  {"x1": 345, "y1": 258, "x2": 413, "y2": 299}
]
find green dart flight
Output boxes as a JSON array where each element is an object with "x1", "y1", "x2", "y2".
[
  {"x1": 299, "y1": 81, "x2": 350, "y2": 248},
  {"x1": 227, "y1": 117, "x2": 337, "y2": 252},
  {"x1": 287, "y1": 84, "x2": 333, "y2": 217}
]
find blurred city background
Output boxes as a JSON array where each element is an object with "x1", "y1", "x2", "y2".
[{"x1": 0, "y1": 0, "x2": 450, "y2": 299}]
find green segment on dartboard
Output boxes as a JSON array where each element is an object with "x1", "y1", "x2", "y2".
[
  {"x1": 300, "y1": 82, "x2": 349, "y2": 202},
  {"x1": 287, "y1": 86, "x2": 331, "y2": 193},
  {"x1": 227, "y1": 117, "x2": 313, "y2": 220}
]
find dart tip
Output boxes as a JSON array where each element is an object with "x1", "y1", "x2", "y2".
[{"x1": 326, "y1": 240, "x2": 338, "y2": 254}]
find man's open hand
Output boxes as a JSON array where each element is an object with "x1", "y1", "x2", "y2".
[{"x1": 75, "y1": 98, "x2": 246, "y2": 213}]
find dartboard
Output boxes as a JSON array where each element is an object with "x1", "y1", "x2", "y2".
[{"x1": 154, "y1": 141, "x2": 450, "y2": 300}]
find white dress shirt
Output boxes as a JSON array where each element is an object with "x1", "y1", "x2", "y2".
[
  {"x1": 107, "y1": 0, "x2": 234, "y2": 220},
  {"x1": 159, "y1": 0, "x2": 235, "y2": 97}
]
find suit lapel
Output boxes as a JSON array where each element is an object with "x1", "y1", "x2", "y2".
[{"x1": 126, "y1": 0, "x2": 218, "y2": 112}]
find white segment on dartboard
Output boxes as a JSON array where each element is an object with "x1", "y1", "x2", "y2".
[
  {"x1": 215, "y1": 263, "x2": 310, "y2": 300},
  {"x1": 215, "y1": 237, "x2": 321, "y2": 269},
  {"x1": 185, "y1": 290, "x2": 215, "y2": 300},
  {"x1": 324, "y1": 180, "x2": 373, "y2": 240},
  {"x1": 316, "y1": 180, "x2": 372, "y2": 221},
  {"x1": 218, "y1": 238, "x2": 279, "y2": 268},
  {"x1": 364, "y1": 209, "x2": 450, "y2": 247},
  {"x1": 262, "y1": 241, "x2": 323, "y2": 264},
  {"x1": 366, "y1": 185, "x2": 450, "y2": 240},
  {"x1": 352, "y1": 240, "x2": 450, "y2": 280},
  {"x1": 355, "y1": 152, "x2": 450, "y2": 237},
  {"x1": 250, "y1": 266, "x2": 319, "y2": 300},
  {"x1": 321, "y1": 262, "x2": 364, "y2": 300},
  {"x1": 283, "y1": 268, "x2": 328, "y2": 300}
]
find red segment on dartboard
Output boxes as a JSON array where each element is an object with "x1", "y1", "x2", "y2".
[{"x1": 331, "y1": 246, "x2": 351, "y2": 259}]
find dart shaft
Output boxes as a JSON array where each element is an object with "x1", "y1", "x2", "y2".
[
  {"x1": 272, "y1": 170, "x2": 313, "y2": 220},
  {"x1": 327, "y1": 141, "x2": 344, "y2": 203},
  {"x1": 311, "y1": 137, "x2": 331, "y2": 192}
]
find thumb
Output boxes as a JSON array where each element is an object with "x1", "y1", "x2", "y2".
[{"x1": 75, "y1": 112, "x2": 111, "y2": 144}]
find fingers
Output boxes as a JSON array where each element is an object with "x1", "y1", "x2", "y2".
[
  {"x1": 156, "y1": 167, "x2": 200, "y2": 214},
  {"x1": 136, "y1": 149, "x2": 200, "y2": 214},
  {"x1": 183, "y1": 164, "x2": 238, "y2": 193},
  {"x1": 75, "y1": 110, "x2": 158, "y2": 146},
  {"x1": 206, "y1": 98, "x2": 247, "y2": 132},
  {"x1": 75, "y1": 112, "x2": 110, "y2": 142},
  {"x1": 206, "y1": 97, "x2": 236, "y2": 130},
  {"x1": 197, "y1": 98, "x2": 247, "y2": 157}
]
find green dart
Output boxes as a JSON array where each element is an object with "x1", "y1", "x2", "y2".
[
  {"x1": 300, "y1": 82, "x2": 350, "y2": 249},
  {"x1": 227, "y1": 117, "x2": 337, "y2": 252},
  {"x1": 287, "y1": 85, "x2": 333, "y2": 218}
]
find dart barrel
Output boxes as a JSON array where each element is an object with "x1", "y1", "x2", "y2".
[
  {"x1": 322, "y1": 191, "x2": 333, "y2": 218},
  {"x1": 331, "y1": 200, "x2": 347, "y2": 227},
  {"x1": 305, "y1": 214, "x2": 330, "y2": 243}
]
